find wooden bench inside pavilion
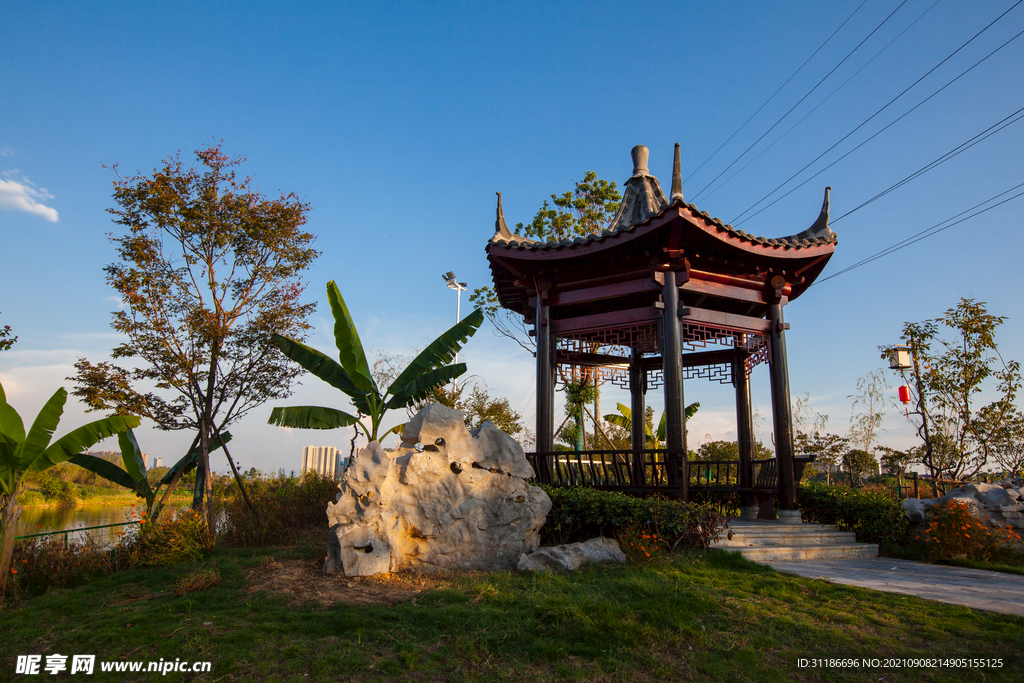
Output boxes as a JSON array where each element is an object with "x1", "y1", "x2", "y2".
[{"x1": 485, "y1": 144, "x2": 837, "y2": 520}]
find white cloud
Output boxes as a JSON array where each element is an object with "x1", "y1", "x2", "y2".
[
  {"x1": 0, "y1": 170, "x2": 58, "y2": 222},
  {"x1": 0, "y1": 148, "x2": 13, "y2": 157}
]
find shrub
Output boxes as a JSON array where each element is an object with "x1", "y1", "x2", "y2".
[
  {"x1": 39, "y1": 475, "x2": 77, "y2": 505},
  {"x1": 220, "y1": 471, "x2": 338, "y2": 547},
  {"x1": 132, "y1": 507, "x2": 211, "y2": 566},
  {"x1": 799, "y1": 482, "x2": 907, "y2": 544},
  {"x1": 539, "y1": 485, "x2": 727, "y2": 550},
  {"x1": 7, "y1": 537, "x2": 133, "y2": 603},
  {"x1": 922, "y1": 500, "x2": 1023, "y2": 562}
]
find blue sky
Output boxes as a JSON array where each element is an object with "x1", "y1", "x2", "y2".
[{"x1": 2, "y1": 0, "x2": 1022, "y2": 473}]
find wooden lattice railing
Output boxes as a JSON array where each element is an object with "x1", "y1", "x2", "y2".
[{"x1": 525, "y1": 451, "x2": 778, "y2": 497}]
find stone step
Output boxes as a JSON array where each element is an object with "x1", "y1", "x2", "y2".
[
  {"x1": 713, "y1": 530, "x2": 858, "y2": 547},
  {"x1": 716, "y1": 543, "x2": 879, "y2": 562}
]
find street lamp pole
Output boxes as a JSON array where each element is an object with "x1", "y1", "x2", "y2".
[{"x1": 442, "y1": 271, "x2": 467, "y2": 362}]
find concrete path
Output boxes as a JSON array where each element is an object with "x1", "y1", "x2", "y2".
[{"x1": 763, "y1": 557, "x2": 1024, "y2": 616}]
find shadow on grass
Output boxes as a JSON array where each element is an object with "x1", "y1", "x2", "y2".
[{"x1": 3, "y1": 548, "x2": 1022, "y2": 682}]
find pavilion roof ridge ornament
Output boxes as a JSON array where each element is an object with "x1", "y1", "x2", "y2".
[
  {"x1": 670, "y1": 142, "x2": 684, "y2": 204},
  {"x1": 781, "y1": 186, "x2": 835, "y2": 244},
  {"x1": 606, "y1": 145, "x2": 670, "y2": 233},
  {"x1": 491, "y1": 191, "x2": 537, "y2": 246}
]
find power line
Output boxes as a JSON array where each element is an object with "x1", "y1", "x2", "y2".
[
  {"x1": 691, "y1": 0, "x2": 911, "y2": 203},
  {"x1": 697, "y1": 0, "x2": 942, "y2": 205},
  {"x1": 681, "y1": 0, "x2": 869, "y2": 186},
  {"x1": 832, "y1": 104, "x2": 1024, "y2": 223},
  {"x1": 813, "y1": 182, "x2": 1024, "y2": 285},
  {"x1": 730, "y1": 0, "x2": 1024, "y2": 226},
  {"x1": 734, "y1": 24, "x2": 1024, "y2": 226}
]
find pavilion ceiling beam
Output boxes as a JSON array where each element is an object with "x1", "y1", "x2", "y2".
[
  {"x1": 679, "y1": 306, "x2": 772, "y2": 335},
  {"x1": 551, "y1": 306, "x2": 660, "y2": 336}
]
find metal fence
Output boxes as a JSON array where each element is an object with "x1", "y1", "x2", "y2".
[{"x1": 14, "y1": 521, "x2": 139, "y2": 549}]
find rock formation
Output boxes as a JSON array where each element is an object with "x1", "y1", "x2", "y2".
[
  {"x1": 325, "y1": 404, "x2": 551, "y2": 576},
  {"x1": 517, "y1": 537, "x2": 627, "y2": 572},
  {"x1": 903, "y1": 478, "x2": 1023, "y2": 530}
]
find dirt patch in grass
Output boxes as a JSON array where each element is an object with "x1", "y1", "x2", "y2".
[{"x1": 247, "y1": 557, "x2": 454, "y2": 606}]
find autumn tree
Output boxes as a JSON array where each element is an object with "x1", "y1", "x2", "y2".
[{"x1": 70, "y1": 144, "x2": 318, "y2": 536}]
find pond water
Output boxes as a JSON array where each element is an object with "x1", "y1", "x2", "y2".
[{"x1": 16, "y1": 504, "x2": 140, "y2": 547}]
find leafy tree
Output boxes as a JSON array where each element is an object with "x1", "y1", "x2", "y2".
[
  {"x1": 471, "y1": 173, "x2": 621, "y2": 353},
  {"x1": 842, "y1": 448, "x2": 878, "y2": 487},
  {"x1": 794, "y1": 431, "x2": 849, "y2": 485},
  {"x1": 989, "y1": 408, "x2": 1024, "y2": 476},
  {"x1": 848, "y1": 370, "x2": 890, "y2": 457},
  {"x1": 422, "y1": 382, "x2": 524, "y2": 436},
  {"x1": 0, "y1": 380, "x2": 139, "y2": 606},
  {"x1": 692, "y1": 439, "x2": 772, "y2": 462},
  {"x1": 0, "y1": 313, "x2": 15, "y2": 352},
  {"x1": 891, "y1": 299, "x2": 1021, "y2": 481},
  {"x1": 69, "y1": 144, "x2": 318, "y2": 535},
  {"x1": 268, "y1": 280, "x2": 483, "y2": 442},
  {"x1": 874, "y1": 445, "x2": 916, "y2": 478},
  {"x1": 517, "y1": 172, "x2": 622, "y2": 242}
]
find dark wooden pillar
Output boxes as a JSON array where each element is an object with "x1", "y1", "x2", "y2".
[
  {"x1": 733, "y1": 342, "x2": 754, "y2": 493},
  {"x1": 629, "y1": 347, "x2": 646, "y2": 485},
  {"x1": 662, "y1": 270, "x2": 686, "y2": 494},
  {"x1": 768, "y1": 296, "x2": 797, "y2": 510},
  {"x1": 535, "y1": 295, "x2": 555, "y2": 464}
]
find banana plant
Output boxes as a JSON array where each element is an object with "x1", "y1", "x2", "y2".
[
  {"x1": 0, "y1": 380, "x2": 139, "y2": 606},
  {"x1": 604, "y1": 401, "x2": 700, "y2": 448},
  {"x1": 70, "y1": 430, "x2": 231, "y2": 523},
  {"x1": 268, "y1": 280, "x2": 484, "y2": 442}
]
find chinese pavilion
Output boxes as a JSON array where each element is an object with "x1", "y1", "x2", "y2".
[{"x1": 486, "y1": 144, "x2": 837, "y2": 516}]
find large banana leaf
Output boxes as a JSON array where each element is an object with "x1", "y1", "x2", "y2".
[
  {"x1": 118, "y1": 430, "x2": 152, "y2": 500},
  {"x1": 385, "y1": 363, "x2": 467, "y2": 410},
  {"x1": 30, "y1": 415, "x2": 141, "y2": 472},
  {"x1": 386, "y1": 310, "x2": 483, "y2": 396},
  {"x1": 326, "y1": 281, "x2": 376, "y2": 395},
  {"x1": 0, "y1": 381, "x2": 26, "y2": 442},
  {"x1": 604, "y1": 414, "x2": 630, "y2": 431},
  {"x1": 0, "y1": 434, "x2": 16, "y2": 494},
  {"x1": 16, "y1": 389, "x2": 68, "y2": 470},
  {"x1": 271, "y1": 334, "x2": 372, "y2": 415},
  {"x1": 268, "y1": 405, "x2": 361, "y2": 430},
  {"x1": 68, "y1": 453, "x2": 139, "y2": 491},
  {"x1": 159, "y1": 431, "x2": 232, "y2": 486}
]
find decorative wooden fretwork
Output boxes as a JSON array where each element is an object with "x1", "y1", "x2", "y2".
[{"x1": 559, "y1": 323, "x2": 659, "y2": 355}]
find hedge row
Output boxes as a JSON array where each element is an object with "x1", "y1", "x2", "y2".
[
  {"x1": 799, "y1": 482, "x2": 907, "y2": 545},
  {"x1": 538, "y1": 485, "x2": 728, "y2": 549}
]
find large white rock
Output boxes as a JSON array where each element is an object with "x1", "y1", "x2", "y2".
[
  {"x1": 324, "y1": 404, "x2": 551, "y2": 576},
  {"x1": 517, "y1": 537, "x2": 628, "y2": 572},
  {"x1": 903, "y1": 478, "x2": 1024, "y2": 530}
]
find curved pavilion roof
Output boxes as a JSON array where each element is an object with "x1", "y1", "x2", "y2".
[{"x1": 487, "y1": 144, "x2": 837, "y2": 322}]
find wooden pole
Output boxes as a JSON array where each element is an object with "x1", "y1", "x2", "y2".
[
  {"x1": 734, "y1": 340, "x2": 754, "y2": 497},
  {"x1": 768, "y1": 299, "x2": 797, "y2": 511},
  {"x1": 662, "y1": 270, "x2": 686, "y2": 495},
  {"x1": 629, "y1": 347, "x2": 646, "y2": 485}
]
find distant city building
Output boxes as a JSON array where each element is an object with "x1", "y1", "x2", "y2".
[
  {"x1": 278, "y1": 467, "x2": 286, "y2": 478},
  {"x1": 152, "y1": 457, "x2": 163, "y2": 469},
  {"x1": 302, "y1": 446, "x2": 347, "y2": 478}
]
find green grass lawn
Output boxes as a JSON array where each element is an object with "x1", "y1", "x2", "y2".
[{"x1": 3, "y1": 543, "x2": 1022, "y2": 682}]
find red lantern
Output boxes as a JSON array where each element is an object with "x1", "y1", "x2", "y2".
[{"x1": 898, "y1": 385, "x2": 911, "y2": 404}]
